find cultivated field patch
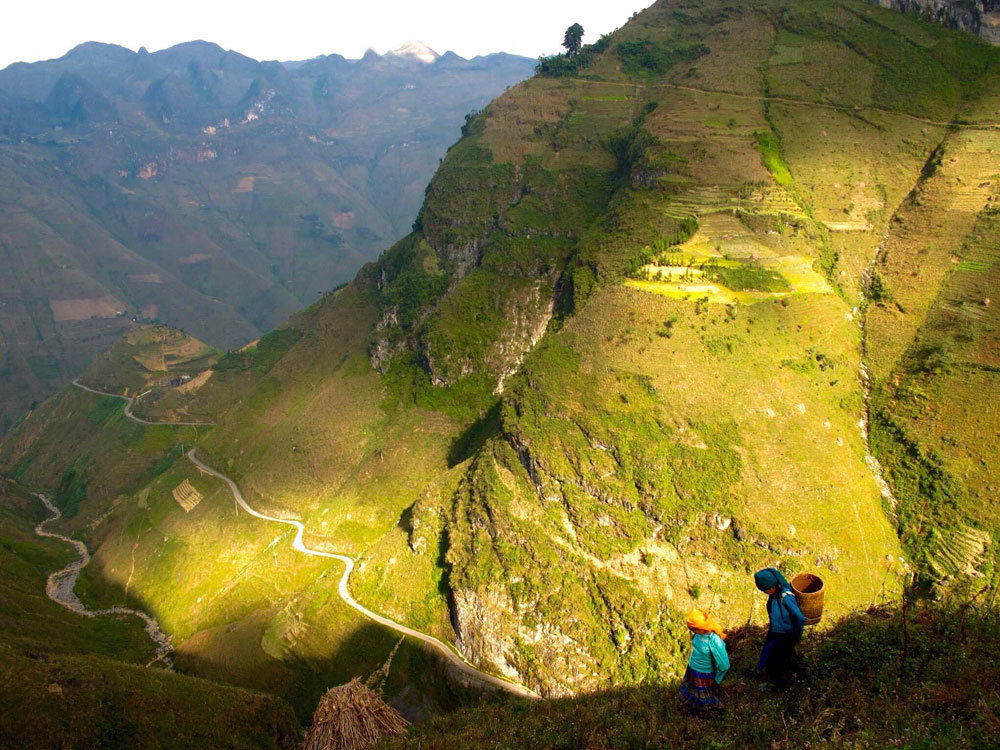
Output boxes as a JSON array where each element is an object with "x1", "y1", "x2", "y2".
[
  {"x1": 171, "y1": 479, "x2": 203, "y2": 513},
  {"x1": 50, "y1": 296, "x2": 125, "y2": 321}
]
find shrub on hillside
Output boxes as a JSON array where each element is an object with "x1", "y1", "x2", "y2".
[{"x1": 615, "y1": 39, "x2": 709, "y2": 76}]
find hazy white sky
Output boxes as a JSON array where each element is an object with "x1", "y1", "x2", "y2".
[{"x1": 1, "y1": 1, "x2": 650, "y2": 69}]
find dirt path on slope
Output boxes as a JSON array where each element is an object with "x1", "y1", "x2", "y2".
[
  {"x1": 72, "y1": 379, "x2": 215, "y2": 426},
  {"x1": 187, "y1": 450, "x2": 537, "y2": 698},
  {"x1": 66, "y1": 379, "x2": 535, "y2": 696}
]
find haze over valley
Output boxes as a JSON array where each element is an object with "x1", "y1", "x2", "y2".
[{"x1": 0, "y1": 39, "x2": 534, "y2": 430}]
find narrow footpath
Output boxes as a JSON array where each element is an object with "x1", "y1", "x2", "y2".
[{"x1": 72, "y1": 379, "x2": 215, "y2": 426}]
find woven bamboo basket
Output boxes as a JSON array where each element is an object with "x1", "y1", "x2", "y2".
[{"x1": 791, "y1": 572, "x2": 825, "y2": 626}]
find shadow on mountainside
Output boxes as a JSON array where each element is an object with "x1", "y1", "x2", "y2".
[
  {"x1": 174, "y1": 619, "x2": 482, "y2": 726},
  {"x1": 447, "y1": 400, "x2": 502, "y2": 468},
  {"x1": 383, "y1": 603, "x2": 1000, "y2": 749}
]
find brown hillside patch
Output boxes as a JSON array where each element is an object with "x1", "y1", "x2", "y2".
[
  {"x1": 133, "y1": 352, "x2": 166, "y2": 372},
  {"x1": 178, "y1": 253, "x2": 213, "y2": 264},
  {"x1": 177, "y1": 369, "x2": 213, "y2": 394},
  {"x1": 128, "y1": 273, "x2": 162, "y2": 283},
  {"x1": 50, "y1": 296, "x2": 125, "y2": 321}
]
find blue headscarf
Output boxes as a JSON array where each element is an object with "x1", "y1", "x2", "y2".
[{"x1": 754, "y1": 567, "x2": 792, "y2": 593}]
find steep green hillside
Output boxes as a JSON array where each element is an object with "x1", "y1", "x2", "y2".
[
  {"x1": 866, "y1": 122, "x2": 1000, "y2": 592},
  {"x1": 3, "y1": 0, "x2": 999, "y2": 717},
  {"x1": 872, "y1": 0, "x2": 1000, "y2": 44},
  {"x1": 0, "y1": 483, "x2": 301, "y2": 749},
  {"x1": 0, "y1": 327, "x2": 215, "y2": 531},
  {"x1": 0, "y1": 482, "x2": 153, "y2": 659}
]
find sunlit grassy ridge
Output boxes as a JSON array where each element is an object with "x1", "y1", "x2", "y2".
[
  {"x1": 1, "y1": 0, "x2": 999, "y2": 727},
  {"x1": 865, "y1": 125, "x2": 1000, "y2": 593}
]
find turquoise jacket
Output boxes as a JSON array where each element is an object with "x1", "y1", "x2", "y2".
[{"x1": 688, "y1": 632, "x2": 730, "y2": 683}]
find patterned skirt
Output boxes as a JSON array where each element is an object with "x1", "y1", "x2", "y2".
[{"x1": 679, "y1": 667, "x2": 719, "y2": 709}]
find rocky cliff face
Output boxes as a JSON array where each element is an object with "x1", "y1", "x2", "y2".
[{"x1": 874, "y1": 0, "x2": 1000, "y2": 43}]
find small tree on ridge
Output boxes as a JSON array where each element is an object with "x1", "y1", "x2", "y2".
[{"x1": 563, "y1": 23, "x2": 584, "y2": 56}]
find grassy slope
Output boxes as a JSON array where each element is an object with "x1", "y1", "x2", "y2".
[
  {"x1": 0, "y1": 317, "x2": 463, "y2": 722},
  {"x1": 0, "y1": 485, "x2": 301, "y2": 749},
  {"x1": 382, "y1": 603, "x2": 1000, "y2": 749},
  {"x1": 862, "y1": 53, "x2": 1000, "y2": 591},
  {"x1": 0, "y1": 645, "x2": 301, "y2": 750},
  {"x1": 0, "y1": 486, "x2": 153, "y2": 660},
  {"x1": 435, "y1": 0, "x2": 996, "y2": 694},
  {"x1": 0, "y1": 324, "x2": 221, "y2": 534}
]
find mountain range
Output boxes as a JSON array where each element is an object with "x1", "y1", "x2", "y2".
[{"x1": 0, "y1": 39, "x2": 534, "y2": 431}]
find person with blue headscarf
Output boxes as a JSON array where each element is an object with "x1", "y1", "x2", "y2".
[{"x1": 754, "y1": 567, "x2": 806, "y2": 690}]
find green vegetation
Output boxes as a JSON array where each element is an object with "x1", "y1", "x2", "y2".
[
  {"x1": 385, "y1": 604, "x2": 1000, "y2": 749},
  {"x1": 703, "y1": 263, "x2": 792, "y2": 293},
  {"x1": 0, "y1": 487, "x2": 301, "y2": 749},
  {"x1": 753, "y1": 130, "x2": 793, "y2": 188},
  {"x1": 215, "y1": 328, "x2": 304, "y2": 374},
  {"x1": 563, "y1": 23, "x2": 585, "y2": 56},
  {"x1": 2, "y1": 0, "x2": 999, "y2": 736},
  {"x1": 536, "y1": 24, "x2": 614, "y2": 78},
  {"x1": 0, "y1": 644, "x2": 301, "y2": 750},
  {"x1": 535, "y1": 55, "x2": 584, "y2": 78},
  {"x1": 53, "y1": 463, "x2": 90, "y2": 518},
  {"x1": 865, "y1": 109, "x2": 1000, "y2": 590},
  {"x1": 376, "y1": 236, "x2": 450, "y2": 329},
  {"x1": 615, "y1": 39, "x2": 709, "y2": 76},
  {"x1": 866, "y1": 270, "x2": 894, "y2": 304},
  {"x1": 0, "y1": 488, "x2": 153, "y2": 661}
]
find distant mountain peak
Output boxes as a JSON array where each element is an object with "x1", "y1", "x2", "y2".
[{"x1": 386, "y1": 40, "x2": 440, "y2": 64}]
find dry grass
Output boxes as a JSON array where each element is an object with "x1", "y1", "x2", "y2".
[
  {"x1": 49, "y1": 295, "x2": 125, "y2": 321},
  {"x1": 304, "y1": 678, "x2": 408, "y2": 750},
  {"x1": 171, "y1": 479, "x2": 203, "y2": 513},
  {"x1": 867, "y1": 126, "x2": 1000, "y2": 383}
]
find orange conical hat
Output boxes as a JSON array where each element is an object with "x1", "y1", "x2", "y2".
[{"x1": 686, "y1": 607, "x2": 726, "y2": 640}]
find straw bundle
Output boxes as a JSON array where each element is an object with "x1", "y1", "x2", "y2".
[{"x1": 303, "y1": 678, "x2": 409, "y2": 750}]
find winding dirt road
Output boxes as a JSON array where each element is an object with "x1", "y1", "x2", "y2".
[
  {"x1": 67, "y1": 379, "x2": 535, "y2": 697},
  {"x1": 72, "y1": 379, "x2": 215, "y2": 426},
  {"x1": 187, "y1": 449, "x2": 536, "y2": 698},
  {"x1": 33, "y1": 492, "x2": 174, "y2": 667}
]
